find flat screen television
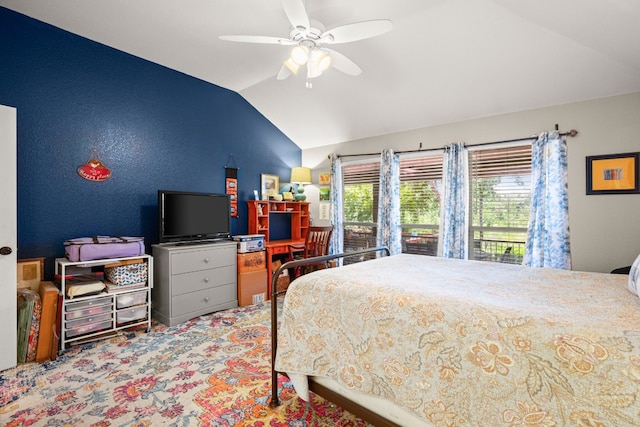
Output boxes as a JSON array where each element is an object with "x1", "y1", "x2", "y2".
[{"x1": 158, "y1": 190, "x2": 231, "y2": 243}]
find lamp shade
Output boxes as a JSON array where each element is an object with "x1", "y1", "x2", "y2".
[{"x1": 290, "y1": 166, "x2": 312, "y2": 184}]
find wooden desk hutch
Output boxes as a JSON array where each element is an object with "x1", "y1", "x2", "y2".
[{"x1": 246, "y1": 201, "x2": 310, "y2": 296}]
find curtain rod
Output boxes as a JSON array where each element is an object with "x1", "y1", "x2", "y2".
[{"x1": 332, "y1": 127, "x2": 579, "y2": 159}]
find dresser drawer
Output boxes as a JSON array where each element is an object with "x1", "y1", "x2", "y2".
[
  {"x1": 171, "y1": 283, "x2": 237, "y2": 318},
  {"x1": 66, "y1": 319, "x2": 113, "y2": 339},
  {"x1": 170, "y1": 265, "x2": 236, "y2": 296},
  {"x1": 65, "y1": 301, "x2": 112, "y2": 320},
  {"x1": 117, "y1": 305, "x2": 148, "y2": 326},
  {"x1": 66, "y1": 312, "x2": 112, "y2": 329},
  {"x1": 66, "y1": 296, "x2": 111, "y2": 312},
  {"x1": 116, "y1": 289, "x2": 148, "y2": 309},
  {"x1": 171, "y1": 246, "x2": 235, "y2": 274}
]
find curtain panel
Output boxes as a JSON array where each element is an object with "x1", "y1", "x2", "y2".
[
  {"x1": 523, "y1": 132, "x2": 572, "y2": 269},
  {"x1": 329, "y1": 153, "x2": 344, "y2": 257},
  {"x1": 377, "y1": 149, "x2": 402, "y2": 255},
  {"x1": 440, "y1": 142, "x2": 469, "y2": 259}
]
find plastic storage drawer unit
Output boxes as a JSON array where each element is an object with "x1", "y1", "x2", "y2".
[
  {"x1": 116, "y1": 305, "x2": 147, "y2": 326},
  {"x1": 65, "y1": 302, "x2": 112, "y2": 321},
  {"x1": 66, "y1": 296, "x2": 111, "y2": 312},
  {"x1": 66, "y1": 319, "x2": 113, "y2": 339},
  {"x1": 115, "y1": 290, "x2": 147, "y2": 309},
  {"x1": 66, "y1": 312, "x2": 113, "y2": 329}
]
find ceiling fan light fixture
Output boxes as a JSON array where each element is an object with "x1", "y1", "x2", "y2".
[
  {"x1": 290, "y1": 45, "x2": 309, "y2": 65},
  {"x1": 283, "y1": 57, "x2": 300, "y2": 75},
  {"x1": 317, "y1": 51, "x2": 332, "y2": 72}
]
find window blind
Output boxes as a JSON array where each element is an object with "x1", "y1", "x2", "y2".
[{"x1": 469, "y1": 144, "x2": 531, "y2": 263}]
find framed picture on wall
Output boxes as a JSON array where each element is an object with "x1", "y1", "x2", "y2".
[
  {"x1": 261, "y1": 174, "x2": 279, "y2": 200},
  {"x1": 586, "y1": 152, "x2": 639, "y2": 195}
]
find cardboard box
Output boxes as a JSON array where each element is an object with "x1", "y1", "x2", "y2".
[
  {"x1": 237, "y1": 251, "x2": 266, "y2": 273},
  {"x1": 238, "y1": 269, "x2": 267, "y2": 307}
]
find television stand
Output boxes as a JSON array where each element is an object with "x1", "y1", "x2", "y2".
[
  {"x1": 173, "y1": 238, "x2": 228, "y2": 246},
  {"x1": 151, "y1": 241, "x2": 237, "y2": 326}
]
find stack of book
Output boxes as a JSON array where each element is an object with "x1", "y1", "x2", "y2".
[{"x1": 16, "y1": 282, "x2": 60, "y2": 363}]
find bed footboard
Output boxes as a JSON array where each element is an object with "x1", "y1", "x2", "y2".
[{"x1": 269, "y1": 246, "x2": 390, "y2": 410}]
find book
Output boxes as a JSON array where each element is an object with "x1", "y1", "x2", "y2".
[
  {"x1": 17, "y1": 289, "x2": 41, "y2": 363},
  {"x1": 36, "y1": 281, "x2": 59, "y2": 362},
  {"x1": 26, "y1": 295, "x2": 42, "y2": 362}
]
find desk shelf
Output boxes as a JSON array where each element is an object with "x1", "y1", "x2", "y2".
[{"x1": 247, "y1": 201, "x2": 310, "y2": 242}]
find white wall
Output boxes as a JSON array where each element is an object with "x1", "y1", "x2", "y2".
[{"x1": 302, "y1": 92, "x2": 640, "y2": 273}]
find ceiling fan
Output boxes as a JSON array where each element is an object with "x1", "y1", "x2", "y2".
[{"x1": 219, "y1": 0, "x2": 393, "y2": 87}]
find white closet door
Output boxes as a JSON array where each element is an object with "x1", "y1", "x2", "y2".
[{"x1": 0, "y1": 104, "x2": 17, "y2": 371}]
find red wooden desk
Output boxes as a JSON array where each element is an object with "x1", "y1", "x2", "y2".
[{"x1": 266, "y1": 238, "x2": 304, "y2": 299}]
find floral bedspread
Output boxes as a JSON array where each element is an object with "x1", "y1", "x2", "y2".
[{"x1": 275, "y1": 254, "x2": 640, "y2": 426}]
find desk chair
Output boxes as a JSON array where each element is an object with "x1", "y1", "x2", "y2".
[{"x1": 288, "y1": 226, "x2": 333, "y2": 279}]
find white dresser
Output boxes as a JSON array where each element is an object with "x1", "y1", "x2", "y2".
[{"x1": 152, "y1": 241, "x2": 237, "y2": 326}]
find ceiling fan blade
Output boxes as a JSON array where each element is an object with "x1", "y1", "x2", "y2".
[
  {"x1": 277, "y1": 64, "x2": 292, "y2": 80},
  {"x1": 324, "y1": 49, "x2": 362, "y2": 76},
  {"x1": 321, "y1": 19, "x2": 393, "y2": 44},
  {"x1": 219, "y1": 35, "x2": 294, "y2": 45},
  {"x1": 282, "y1": 0, "x2": 310, "y2": 30}
]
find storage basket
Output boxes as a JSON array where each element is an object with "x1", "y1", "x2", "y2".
[{"x1": 105, "y1": 262, "x2": 148, "y2": 286}]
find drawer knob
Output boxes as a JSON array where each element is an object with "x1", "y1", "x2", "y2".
[
  {"x1": 204, "y1": 258, "x2": 210, "y2": 263},
  {"x1": 204, "y1": 297, "x2": 210, "y2": 303},
  {"x1": 204, "y1": 277, "x2": 210, "y2": 283}
]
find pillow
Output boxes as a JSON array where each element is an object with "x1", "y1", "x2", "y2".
[{"x1": 629, "y1": 254, "x2": 640, "y2": 296}]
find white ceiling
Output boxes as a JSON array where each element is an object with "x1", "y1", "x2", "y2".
[{"x1": 2, "y1": 0, "x2": 640, "y2": 149}]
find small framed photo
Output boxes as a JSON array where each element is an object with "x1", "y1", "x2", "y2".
[
  {"x1": 261, "y1": 174, "x2": 280, "y2": 200},
  {"x1": 586, "y1": 152, "x2": 639, "y2": 195},
  {"x1": 17, "y1": 257, "x2": 44, "y2": 291}
]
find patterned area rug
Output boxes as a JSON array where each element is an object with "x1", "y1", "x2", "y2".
[{"x1": 0, "y1": 301, "x2": 369, "y2": 426}]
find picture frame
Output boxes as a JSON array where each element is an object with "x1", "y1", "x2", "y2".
[
  {"x1": 261, "y1": 174, "x2": 280, "y2": 200},
  {"x1": 586, "y1": 152, "x2": 640, "y2": 195},
  {"x1": 319, "y1": 187, "x2": 331, "y2": 201},
  {"x1": 17, "y1": 257, "x2": 44, "y2": 291},
  {"x1": 319, "y1": 172, "x2": 331, "y2": 185}
]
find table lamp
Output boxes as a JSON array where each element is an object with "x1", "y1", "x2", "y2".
[{"x1": 290, "y1": 167, "x2": 312, "y2": 201}]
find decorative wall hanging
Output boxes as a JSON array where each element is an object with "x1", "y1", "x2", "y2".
[
  {"x1": 586, "y1": 152, "x2": 639, "y2": 195},
  {"x1": 225, "y1": 154, "x2": 238, "y2": 217},
  {"x1": 77, "y1": 148, "x2": 111, "y2": 181}
]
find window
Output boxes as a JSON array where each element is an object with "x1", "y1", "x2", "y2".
[
  {"x1": 342, "y1": 154, "x2": 443, "y2": 259},
  {"x1": 342, "y1": 160, "x2": 380, "y2": 261},
  {"x1": 399, "y1": 154, "x2": 443, "y2": 256},
  {"x1": 468, "y1": 145, "x2": 531, "y2": 264}
]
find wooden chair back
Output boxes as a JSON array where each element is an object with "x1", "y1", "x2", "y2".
[{"x1": 304, "y1": 226, "x2": 333, "y2": 258}]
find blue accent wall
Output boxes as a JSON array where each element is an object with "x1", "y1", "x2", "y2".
[{"x1": 0, "y1": 7, "x2": 301, "y2": 278}]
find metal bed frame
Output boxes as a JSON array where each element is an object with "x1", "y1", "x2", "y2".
[{"x1": 269, "y1": 246, "x2": 397, "y2": 427}]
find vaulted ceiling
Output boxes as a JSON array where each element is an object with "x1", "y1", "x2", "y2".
[{"x1": 2, "y1": 0, "x2": 640, "y2": 149}]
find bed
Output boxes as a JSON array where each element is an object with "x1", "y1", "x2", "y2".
[{"x1": 270, "y1": 250, "x2": 640, "y2": 426}]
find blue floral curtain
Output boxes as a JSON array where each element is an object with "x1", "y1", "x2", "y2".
[
  {"x1": 329, "y1": 153, "x2": 344, "y2": 256},
  {"x1": 377, "y1": 149, "x2": 402, "y2": 255},
  {"x1": 523, "y1": 132, "x2": 572, "y2": 269},
  {"x1": 440, "y1": 142, "x2": 468, "y2": 259}
]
